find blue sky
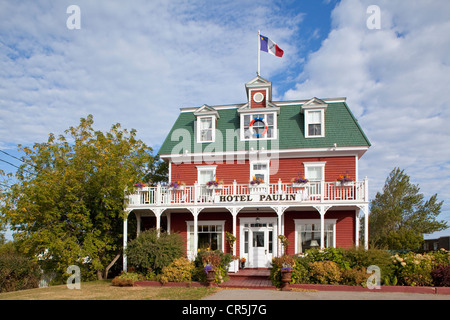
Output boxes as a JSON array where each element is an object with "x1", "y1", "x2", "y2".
[{"x1": 1, "y1": 0, "x2": 449, "y2": 240}]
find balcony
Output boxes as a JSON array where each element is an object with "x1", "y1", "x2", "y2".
[{"x1": 126, "y1": 178, "x2": 369, "y2": 208}]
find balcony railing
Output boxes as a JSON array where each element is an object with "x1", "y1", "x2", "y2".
[{"x1": 126, "y1": 178, "x2": 369, "y2": 208}]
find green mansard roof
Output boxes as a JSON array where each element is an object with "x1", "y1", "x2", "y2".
[{"x1": 158, "y1": 99, "x2": 371, "y2": 157}]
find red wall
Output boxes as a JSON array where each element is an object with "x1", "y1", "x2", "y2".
[
  {"x1": 168, "y1": 209, "x2": 356, "y2": 257},
  {"x1": 170, "y1": 156, "x2": 356, "y2": 184}
]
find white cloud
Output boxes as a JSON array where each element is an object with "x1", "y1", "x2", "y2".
[{"x1": 284, "y1": 0, "x2": 450, "y2": 232}]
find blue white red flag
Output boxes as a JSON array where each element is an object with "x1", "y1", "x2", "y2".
[{"x1": 260, "y1": 35, "x2": 284, "y2": 57}]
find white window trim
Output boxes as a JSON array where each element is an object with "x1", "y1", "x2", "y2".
[
  {"x1": 196, "y1": 115, "x2": 216, "y2": 143},
  {"x1": 240, "y1": 111, "x2": 278, "y2": 141},
  {"x1": 186, "y1": 220, "x2": 225, "y2": 253},
  {"x1": 303, "y1": 162, "x2": 326, "y2": 180},
  {"x1": 196, "y1": 165, "x2": 217, "y2": 184},
  {"x1": 250, "y1": 159, "x2": 270, "y2": 184},
  {"x1": 304, "y1": 109, "x2": 325, "y2": 138},
  {"x1": 294, "y1": 219, "x2": 337, "y2": 253}
]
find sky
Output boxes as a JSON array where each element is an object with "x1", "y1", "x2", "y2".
[{"x1": 1, "y1": 0, "x2": 449, "y2": 240}]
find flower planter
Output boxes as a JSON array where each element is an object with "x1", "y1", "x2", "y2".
[
  {"x1": 280, "y1": 270, "x2": 292, "y2": 291},
  {"x1": 292, "y1": 183, "x2": 309, "y2": 188},
  {"x1": 335, "y1": 181, "x2": 353, "y2": 187},
  {"x1": 206, "y1": 185, "x2": 223, "y2": 190},
  {"x1": 205, "y1": 270, "x2": 216, "y2": 288},
  {"x1": 169, "y1": 186, "x2": 185, "y2": 191}
]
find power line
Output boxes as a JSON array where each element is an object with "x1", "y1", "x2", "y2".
[
  {"x1": 0, "y1": 158, "x2": 34, "y2": 175},
  {"x1": 0, "y1": 150, "x2": 23, "y2": 163}
]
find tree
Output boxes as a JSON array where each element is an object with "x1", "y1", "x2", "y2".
[
  {"x1": 368, "y1": 168, "x2": 447, "y2": 250},
  {"x1": 0, "y1": 115, "x2": 153, "y2": 280}
]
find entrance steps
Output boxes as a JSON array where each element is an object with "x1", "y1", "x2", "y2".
[{"x1": 222, "y1": 268, "x2": 275, "y2": 289}]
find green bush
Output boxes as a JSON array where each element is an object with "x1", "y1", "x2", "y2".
[
  {"x1": 125, "y1": 229, "x2": 184, "y2": 274},
  {"x1": 341, "y1": 267, "x2": 369, "y2": 286},
  {"x1": 308, "y1": 261, "x2": 342, "y2": 284},
  {"x1": 392, "y1": 252, "x2": 438, "y2": 286},
  {"x1": 0, "y1": 251, "x2": 40, "y2": 293},
  {"x1": 159, "y1": 257, "x2": 195, "y2": 284},
  {"x1": 111, "y1": 271, "x2": 144, "y2": 286}
]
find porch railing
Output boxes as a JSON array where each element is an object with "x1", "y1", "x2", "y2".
[{"x1": 126, "y1": 178, "x2": 369, "y2": 207}]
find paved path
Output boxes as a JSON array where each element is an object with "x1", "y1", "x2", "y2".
[{"x1": 204, "y1": 288, "x2": 450, "y2": 300}]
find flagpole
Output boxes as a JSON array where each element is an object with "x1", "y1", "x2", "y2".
[{"x1": 257, "y1": 30, "x2": 261, "y2": 76}]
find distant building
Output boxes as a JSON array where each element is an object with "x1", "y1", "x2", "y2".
[{"x1": 423, "y1": 236, "x2": 450, "y2": 251}]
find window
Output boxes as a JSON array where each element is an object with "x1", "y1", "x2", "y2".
[
  {"x1": 197, "y1": 116, "x2": 215, "y2": 143},
  {"x1": 250, "y1": 160, "x2": 269, "y2": 184},
  {"x1": 188, "y1": 221, "x2": 224, "y2": 252},
  {"x1": 197, "y1": 166, "x2": 216, "y2": 185},
  {"x1": 295, "y1": 219, "x2": 336, "y2": 252},
  {"x1": 241, "y1": 112, "x2": 276, "y2": 140},
  {"x1": 305, "y1": 110, "x2": 324, "y2": 138},
  {"x1": 304, "y1": 162, "x2": 325, "y2": 197}
]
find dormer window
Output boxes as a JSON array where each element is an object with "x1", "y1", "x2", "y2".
[
  {"x1": 305, "y1": 110, "x2": 324, "y2": 137},
  {"x1": 198, "y1": 116, "x2": 214, "y2": 142},
  {"x1": 301, "y1": 98, "x2": 328, "y2": 138},
  {"x1": 194, "y1": 104, "x2": 219, "y2": 143}
]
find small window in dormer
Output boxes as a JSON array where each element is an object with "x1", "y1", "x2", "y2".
[
  {"x1": 305, "y1": 110, "x2": 324, "y2": 138},
  {"x1": 197, "y1": 116, "x2": 214, "y2": 143}
]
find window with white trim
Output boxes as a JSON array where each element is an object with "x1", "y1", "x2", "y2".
[
  {"x1": 250, "y1": 160, "x2": 270, "y2": 184},
  {"x1": 305, "y1": 110, "x2": 324, "y2": 138},
  {"x1": 187, "y1": 221, "x2": 224, "y2": 252},
  {"x1": 197, "y1": 116, "x2": 215, "y2": 143},
  {"x1": 295, "y1": 219, "x2": 336, "y2": 252},
  {"x1": 241, "y1": 112, "x2": 276, "y2": 140}
]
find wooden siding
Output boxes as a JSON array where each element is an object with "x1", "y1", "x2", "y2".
[{"x1": 170, "y1": 156, "x2": 356, "y2": 184}]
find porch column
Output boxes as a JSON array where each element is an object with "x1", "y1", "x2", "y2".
[
  {"x1": 123, "y1": 210, "x2": 130, "y2": 272},
  {"x1": 355, "y1": 208, "x2": 360, "y2": 248},
  {"x1": 363, "y1": 204, "x2": 369, "y2": 250},
  {"x1": 313, "y1": 205, "x2": 330, "y2": 250},
  {"x1": 150, "y1": 208, "x2": 163, "y2": 237},
  {"x1": 167, "y1": 211, "x2": 171, "y2": 234},
  {"x1": 136, "y1": 212, "x2": 141, "y2": 237},
  {"x1": 271, "y1": 206, "x2": 288, "y2": 256},
  {"x1": 187, "y1": 207, "x2": 200, "y2": 257}
]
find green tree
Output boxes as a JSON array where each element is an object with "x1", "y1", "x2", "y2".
[
  {"x1": 368, "y1": 168, "x2": 447, "y2": 250},
  {"x1": 0, "y1": 115, "x2": 153, "y2": 280}
]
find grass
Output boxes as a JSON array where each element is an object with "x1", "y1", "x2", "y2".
[{"x1": 0, "y1": 280, "x2": 220, "y2": 300}]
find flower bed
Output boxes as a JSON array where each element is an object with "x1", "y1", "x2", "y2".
[{"x1": 270, "y1": 247, "x2": 450, "y2": 288}]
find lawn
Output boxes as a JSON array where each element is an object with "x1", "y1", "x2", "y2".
[{"x1": 0, "y1": 280, "x2": 220, "y2": 300}]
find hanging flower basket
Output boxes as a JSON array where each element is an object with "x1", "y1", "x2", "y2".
[
  {"x1": 168, "y1": 181, "x2": 185, "y2": 190},
  {"x1": 249, "y1": 176, "x2": 264, "y2": 187},
  {"x1": 206, "y1": 178, "x2": 223, "y2": 189},
  {"x1": 336, "y1": 174, "x2": 353, "y2": 186}
]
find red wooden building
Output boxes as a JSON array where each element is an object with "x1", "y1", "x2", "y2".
[{"x1": 124, "y1": 76, "x2": 371, "y2": 271}]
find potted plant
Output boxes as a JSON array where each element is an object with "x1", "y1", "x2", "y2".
[
  {"x1": 279, "y1": 254, "x2": 295, "y2": 291},
  {"x1": 291, "y1": 176, "x2": 309, "y2": 187},
  {"x1": 134, "y1": 182, "x2": 148, "y2": 189},
  {"x1": 168, "y1": 180, "x2": 185, "y2": 190},
  {"x1": 240, "y1": 257, "x2": 246, "y2": 269},
  {"x1": 336, "y1": 174, "x2": 353, "y2": 186},
  {"x1": 204, "y1": 264, "x2": 215, "y2": 288},
  {"x1": 226, "y1": 232, "x2": 239, "y2": 272},
  {"x1": 206, "y1": 178, "x2": 223, "y2": 189},
  {"x1": 249, "y1": 176, "x2": 264, "y2": 187}
]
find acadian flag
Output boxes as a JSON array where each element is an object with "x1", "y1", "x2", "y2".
[{"x1": 260, "y1": 34, "x2": 284, "y2": 57}]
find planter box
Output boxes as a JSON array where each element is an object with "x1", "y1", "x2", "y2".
[
  {"x1": 335, "y1": 181, "x2": 353, "y2": 187},
  {"x1": 292, "y1": 183, "x2": 309, "y2": 188},
  {"x1": 169, "y1": 186, "x2": 185, "y2": 191},
  {"x1": 206, "y1": 185, "x2": 223, "y2": 190}
]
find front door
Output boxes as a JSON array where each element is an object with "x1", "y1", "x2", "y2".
[{"x1": 241, "y1": 218, "x2": 276, "y2": 268}]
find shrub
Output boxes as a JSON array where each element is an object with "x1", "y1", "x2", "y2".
[
  {"x1": 431, "y1": 265, "x2": 450, "y2": 287},
  {"x1": 270, "y1": 255, "x2": 296, "y2": 287},
  {"x1": 308, "y1": 261, "x2": 342, "y2": 284},
  {"x1": 0, "y1": 251, "x2": 40, "y2": 293},
  {"x1": 111, "y1": 271, "x2": 144, "y2": 286},
  {"x1": 341, "y1": 267, "x2": 369, "y2": 286},
  {"x1": 392, "y1": 252, "x2": 434, "y2": 286},
  {"x1": 193, "y1": 249, "x2": 233, "y2": 284},
  {"x1": 125, "y1": 229, "x2": 184, "y2": 274},
  {"x1": 159, "y1": 257, "x2": 195, "y2": 284}
]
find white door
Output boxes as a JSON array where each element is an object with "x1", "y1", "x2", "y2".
[{"x1": 241, "y1": 219, "x2": 276, "y2": 268}]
